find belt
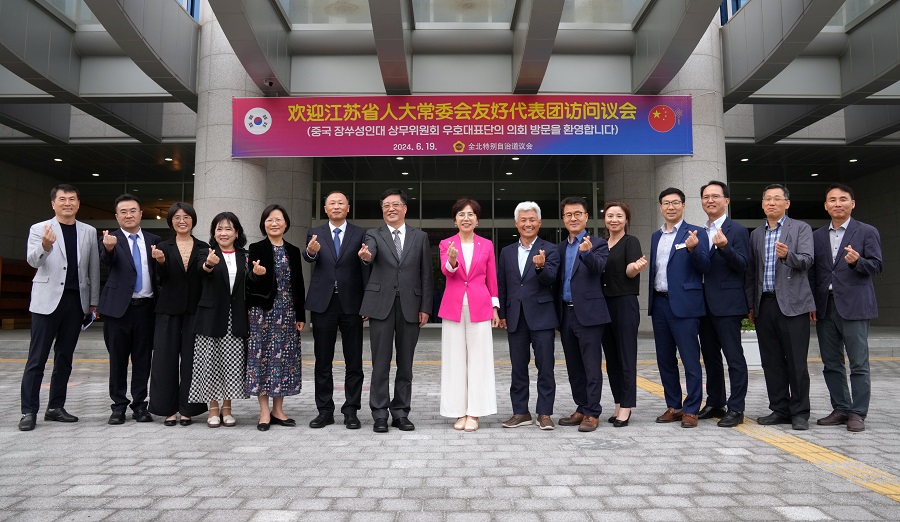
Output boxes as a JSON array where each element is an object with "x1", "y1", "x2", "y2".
[
  {"x1": 654, "y1": 291, "x2": 669, "y2": 299},
  {"x1": 563, "y1": 301, "x2": 575, "y2": 307},
  {"x1": 130, "y1": 297, "x2": 153, "y2": 306},
  {"x1": 761, "y1": 292, "x2": 776, "y2": 298}
]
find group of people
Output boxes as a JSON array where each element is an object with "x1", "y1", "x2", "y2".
[{"x1": 18, "y1": 181, "x2": 881, "y2": 435}]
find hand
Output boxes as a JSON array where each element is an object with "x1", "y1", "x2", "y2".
[
  {"x1": 747, "y1": 310, "x2": 754, "y2": 324},
  {"x1": 491, "y1": 309, "x2": 500, "y2": 328},
  {"x1": 447, "y1": 241, "x2": 458, "y2": 267},
  {"x1": 533, "y1": 249, "x2": 546, "y2": 268},
  {"x1": 252, "y1": 260, "x2": 266, "y2": 276},
  {"x1": 685, "y1": 230, "x2": 699, "y2": 251},
  {"x1": 633, "y1": 255, "x2": 648, "y2": 272},
  {"x1": 358, "y1": 243, "x2": 372, "y2": 261},
  {"x1": 810, "y1": 311, "x2": 817, "y2": 322},
  {"x1": 90, "y1": 305, "x2": 98, "y2": 319},
  {"x1": 205, "y1": 248, "x2": 220, "y2": 268},
  {"x1": 499, "y1": 318, "x2": 507, "y2": 329},
  {"x1": 307, "y1": 234, "x2": 320, "y2": 255},
  {"x1": 41, "y1": 224, "x2": 56, "y2": 252},
  {"x1": 579, "y1": 235, "x2": 592, "y2": 252},
  {"x1": 296, "y1": 321, "x2": 305, "y2": 332},
  {"x1": 102, "y1": 230, "x2": 117, "y2": 252},
  {"x1": 713, "y1": 228, "x2": 728, "y2": 249},
  {"x1": 418, "y1": 312, "x2": 429, "y2": 328},
  {"x1": 774, "y1": 240, "x2": 788, "y2": 259},
  {"x1": 844, "y1": 244, "x2": 859, "y2": 266},
  {"x1": 151, "y1": 245, "x2": 165, "y2": 264}
]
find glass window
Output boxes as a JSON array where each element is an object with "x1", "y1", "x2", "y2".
[
  {"x1": 422, "y1": 182, "x2": 492, "y2": 220},
  {"x1": 412, "y1": 0, "x2": 516, "y2": 27}
]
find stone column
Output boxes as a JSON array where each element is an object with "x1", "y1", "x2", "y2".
[
  {"x1": 266, "y1": 157, "x2": 314, "y2": 248},
  {"x1": 193, "y1": 0, "x2": 267, "y2": 242},
  {"x1": 655, "y1": 19, "x2": 728, "y2": 227}
]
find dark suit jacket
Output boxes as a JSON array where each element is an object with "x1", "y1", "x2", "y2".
[
  {"x1": 192, "y1": 246, "x2": 249, "y2": 338},
  {"x1": 246, "y1": 238, "x2": 306, "y2": 317},
  {"x1": 649, "y1": 222, "x2": 711, "y2": 318},
  {"x1": 810, "y1": 218, "x2": 883, "y2": 320},
  {"x1": 703, "y1": 217, "x2": 750, "y2": 317},
  {"x1": 498, "y1": 237, "x2": 559, "y2": 332},
  {"x1": 302, "y1": 222, "x2": 369, "y2": 314},
  {"x1": 154, "y1": 236, "x2": 209, "y2": 316},
  {"x1": 359, "y1": 224, "x2": 434, "y2": 322},
  {"x1": 556, "y1": 235, "x2": 611, "y2": 326},
  {"x1": 98, "y1": 228, "x2": 161, "y2": 319},
  {"x1": 747, "y1": 216, "x2": 815, "y2": 317}
]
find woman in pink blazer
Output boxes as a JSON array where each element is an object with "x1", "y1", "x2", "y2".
[{"x1": 438, "y1": 198, "x2": 500, "y2": 432}]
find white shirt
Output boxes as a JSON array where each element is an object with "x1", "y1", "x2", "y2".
[
  {"x1": 654, "y1": 221, "x2": 682, "y2": 293},
  {"x1": 388, "y1": 223, "x2": 407, "y2": 251},
  {"x1": 705, "y1": 214, "x2": 727, "y2": 251},
  {"x1": 123, "y1": 228, "x2": 153, "y2": 298},
  {"x1": 223, "y1": 251, "x2": 237, "y2": 292}
]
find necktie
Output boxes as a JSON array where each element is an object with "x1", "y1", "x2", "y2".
[
  {"x1": 393, "y1": 229, "x2": 402, "y2": 259},
  {"x1": 130, "y1": 234, "x2": 143, "y2": 292},
  {"x1": 333, "y1": 228, "x2": 342, "y2": 257}
]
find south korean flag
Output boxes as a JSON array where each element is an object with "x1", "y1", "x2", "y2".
[{"x1": 245, "y1": 108, "x2": 272, "y2": 135}]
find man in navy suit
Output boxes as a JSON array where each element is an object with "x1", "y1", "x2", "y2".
[
  {"x1": 698, "y1": 181, "x2": 750, "y2": 428},
  {"x1": 649, "y1": 188, "x2": 710, "y2": 428},
  {"x1": 498, "y1": 201, "x2": 560, "y2": 430},
  {"x1": 98, "y1": 194, "x2": 160, "y2": 425},
  {"x1": 303, "y1": 191, "x2": 369, "y2": 430},
  {"x1": 810, "y1": 184, "x2": 883, "y2": 432},
  {"x1": 555, "y1": 196, "x2": 609, "y2": 433}
]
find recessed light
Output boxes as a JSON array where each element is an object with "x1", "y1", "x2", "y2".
[
  {"x1": 506, "y1": 172, "x2": 513, "y2": 176},
  {"x1": 158, "y1": 198, "x2": 163, "y2": 201},
  {"x1": 740, "y1": 158, "x2": 749, "y2": 162},
  {"x1": 54, "y1": 158, "x2": 62, "y2": 162},
  {"x1": 499, "y1": 188, "x2": 506, "y2": 191},
  {"x1": 407, "y1": 187, "x2": 414, "y2": 190},
  {"x1": 92, "y1": 173, "x2": 100, "y2": 177},
  {"x1": 164, "y1": 157, "x2": 173, "y2": 162},
  {"x1": 401, "y1": 172, "x2": 409, "y2": 176},
  {"x1": 512, "y1": 157, "x2": 520, "y2": 161},
  {"x1": 191, "y1": 173, "x2": 195, "y2": 176},
  {"x1": 132, "y1": 189, "x2": 139, "y2": 192},
  {"x1": 810, "y1": 173, "x2": 819, "y2": 177},
  {"x1": 746, "y1": 197, "x2": 751, "y2": 200},
  {"x1": 156, "y1": 215, "x2": 161, "y2": 220},
  {"x1": 396, "y1": 156, "x2": 404, "y2": 160},
  {"x1": 411, "y1": 197, "x2": 417, "y2": 200},
  {"x1": 849, "y1": 159, "x2": 858, "y2": 163}
]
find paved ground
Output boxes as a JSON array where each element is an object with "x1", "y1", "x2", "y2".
[{"x1": 1, "y1": 327, "x2": 899, "y2": 521}]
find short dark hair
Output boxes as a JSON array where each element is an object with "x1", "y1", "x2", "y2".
[
  {"x1": 50, "y1": 184, "x2": 79, "y2": 201},
  {"x1": 259, "y1": 204, "x2": 291, "y2": 234},
  {"x1": 324, "y1": 191, "x2": 349, "y2": 203},
  {"x1": 763, "y1": 184, "x2": 790, "y2": 200},
  {"x1": 560, "y1": 196, "x2": 589, "y2": 214},
  {"x1": 209, "y1": 212, "x2": 247, "y2": 249},
  {"x1": 166, "y1": 202, "x2": 197, "y2": 230},
  {"x1": 451, "y1": 198, "x2": 481, "y2": 219},
  {"x1": 603, "y1": 200, "x2": 631, "y2": 234},
  {"x1": 826, "y1": 183, "x2": 855, "y2": 200},
  {"x1": 701, "y1": 180, "x2": 730, "y2": 199},
  {"x1": 658, "y1": 188, "x2": 685, "y2": 204},
  {"x1": 114, "y1": 193, "x2": 142, "y2": 210},
  {"x1": 380, "y1": 188, "x2": 408, "y2": 205}
]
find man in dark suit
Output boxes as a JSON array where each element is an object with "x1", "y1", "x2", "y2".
[
  {"x1": 358, "y1": 188, "x2": 434, "y2": 433},
  {"x1": 747, "y1": 183, "x2": 816, "y2": 430},
  {"x1": 19, "y1": 184, "x2": 100, "y2": 431},
  {"x1": 810, "y1": 183, "x2": 883, "y2": 432},
  {"x1": 498, "y1": 201, "x2": 560, "y2": 430},
  {"x1": 698, "y1": 180, "x2": 750, "y2": 428},
  {"x1": 98, "y1": 194, "x2": 160, "y2": 425},
  {"x1": 303, "y1": 191, "x2": 369, "y2": 430},
  {"x1": 649, "y1": 187, "x2": 710, "y2": 429},
  {"x1": 555, "y1": 196, "x2": 609, "y2": 433}
]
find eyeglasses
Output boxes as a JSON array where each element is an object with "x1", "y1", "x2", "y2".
[
  {"x1": 117, "y1": 209, "x2": 140, "y2": 216},
  {"x1": 660, "y1": 200, "x2": 683, "y2": 208},
  {"x1": 562, "y1": 211, "x2": 586, "y2": 220},
  {"x1": 382, "y1": 203, "x2": 404, "y2": 210},
  {"x1": 763, "y1": 197, "x2": 787, "y2": 203},
  {"x1": 264, "y1": 218, "x2": 285, "y2": 225},
  {"x1": 701, "y1": 195, "x2": 724, "y2": 201},
  {"x1": 172, "y1": 216, "x2": 192, "y2": 222}
]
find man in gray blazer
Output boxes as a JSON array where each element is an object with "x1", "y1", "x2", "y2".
[
  {"x1": 747, "y1": 184, "x2": 816, "y2": 430},
  {"x1": 810, "y1": 184, "x2": 883, "y2": 432},
  {"x1": 19, "y1": 184, "x2": 100, "y2": 431},
  {"x1": 358, "y1": 188, "x2": 434, "y2": 433}
]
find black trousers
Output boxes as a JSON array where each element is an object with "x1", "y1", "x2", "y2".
[
  {"x1": 148, "y1": 313, "x2": 207, "y2": 417},
  {"x1": 559, "y1": 306, "x2": 605, "y2": 418},
  {"x1": 312, "y1": 293, "x2": 364, "y2": 415},
  {"x1": 369, "y1": 296, "x2": 420, "y2": 420},
  {"x1": 601, "y1": 295, "x2": 639, "y2": 408},
  {"x1": 756, "y1": 295, "x2": 811, "y2": 419},
  {"x1": 508, "y1": 310, "x2": 556, "y2": 416},
  {"x1": 20, "y1": 290, "x2": 84, "y2": 414},
  {"x1": 699, "y1": 310, "x2": 748, "y2": 412},
  {"x1": 103, "y1": 301, "x2": 155, "y2": 413}
]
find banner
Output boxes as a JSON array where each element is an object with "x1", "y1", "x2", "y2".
[{"x1": 232, "y1": 95, "x2": 692, "y2": 157}]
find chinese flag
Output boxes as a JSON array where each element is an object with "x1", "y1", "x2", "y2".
[{"x1": 648, "y1": 105, "x2": 676, "y2": 133}]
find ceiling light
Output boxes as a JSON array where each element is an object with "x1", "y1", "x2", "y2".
[
  {"x1": 499, "y1": 188, "x2": 505, "y2": 191},
  {"x1": 396, "y1": 156, "x2": 404, "y2": 160},
  {"x1": 407, "y1": 187, "x2": 414, "y2": 190},
  {"x1": 810, "y1": 173, "x2": 819, "y2": 177},
  {"x1": 92, "y1": 173, "x2": 100, "y2": 177},
  {"x1": 411, "y1": 197, "x2": 417, "y2": 200},
  {"x1": 740, "y1": 158, "x2": 748, "y2": 162},
  {"x1": 401, "y1": 172, "x2": 409, "y2": 176},
  {"x1": 156, "y1": 215, "x2": 161, "y2": 220},
  {"x1": 511, "y1": 157, "x2": 519, "y2": 161},
  {"x1": 54, "y1": 158, "x2": 62, "y2": 162},
  {"x1": 849, "y1": 159, "x2": 858, "y2": 163},
  {"x1": 164, "y1": 157, "x2": 173, "y2": 162},
  {"x1": 506, "y1": 172, "x2": 513, "y2": 176}
]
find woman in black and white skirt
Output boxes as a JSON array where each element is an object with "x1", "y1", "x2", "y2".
[{"x1": 189, "y1": 212, "x2": 265, "y2": 427}]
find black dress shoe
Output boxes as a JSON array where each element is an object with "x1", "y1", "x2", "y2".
[
  {"x1": 179, "y1": 417, "x2": 192, "y2": 426},
  {"x1": 44, "y1": 408, "x2": 78, "y2": 423},
  {"x1": 717, "y1": 410, "x2": 744, "y2": 427},
  {"x1": 270, "y1": 415, "x2": 297, "y2": 427},
  {"x1": 164, "y1": 417, "x2": 177, "y2": 427},
  {"x1": 756, "y1": 412, "x2": 791, "y2": 425},
  {"x1": 309, "y1": 412, "x2": 335, "y2": 429},
  {"x1": 698, "y1": 405, "x2": 727, "y2": 420},
  {"x1": 344, "y1": 412, "x2": 361, "y2": 430},
  {"x1": 792, "y1": 417, "x2": 809, "y2": 431},
  {"x1": 132, "y1": 409, "x2": 153, "y2": 423},
  {"x1": 257, "y1": 422, "x2": 270, "y2": 431},
  {"x1": 108, "y1": 411, "x2": 126, "y2": 425},
  {"x1": 607, "y1": 415, "x2": 617, "y2": 424},
  {"x1": 373, "y1": 418, "x2": 389, "y2": 433},
  {"x1": 613, "y1": 412, "x2": 631, "y2": 428},
  {"x1": 18, "y1": 413, "x2": 36, "y2": 431},
  {"x1": 391, "y1": 417, "x2": 415, "y2": 431}
]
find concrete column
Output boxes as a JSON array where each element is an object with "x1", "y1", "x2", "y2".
[
  {"x1": 655, "y1": 19, "x2": 727, "y2": 227},
  {"x1": 266, "y1": 157, "x2": 314, "y2": 247},
  {"x1": 193, "y1": 0, "x2": 267, "y2": 242}
]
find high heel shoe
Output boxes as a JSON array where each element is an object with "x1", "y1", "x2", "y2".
[{"x1": 613, "y1": 411, "x2": 632, "y2": 428}]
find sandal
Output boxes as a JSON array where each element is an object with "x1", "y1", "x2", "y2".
[
  {"x1": 453, "y1": 417, "x2": 466, "y2": 430},
  {"x1": 221, "y1": 406, "x2": 236, "y2": 427},
  {"x1": 207, "y1": 406, "x2": 221, "y2": 428},
  {"x1": 464, "y1": 416, "x2": 479, "y2": 432}
]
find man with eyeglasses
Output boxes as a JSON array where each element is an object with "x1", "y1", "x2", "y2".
[
  {"x1": 649, "y1": 188, "x2": 710, "y2": 428},
  {"x1": 555, "y1": 196, "x2": 609, "y2": 432},
  {"x1": 747, "y1": 183, "x2": 815, "y2": 430},
  {"x1": 697, "y1": 180, "x2": 750, "y2": 428},
  {"x1": 358, "y1": 188, "x2": 434, "y2": 433},
  {"x1": 98, "y1": 194, "x2": 161, "y2": 425}
]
